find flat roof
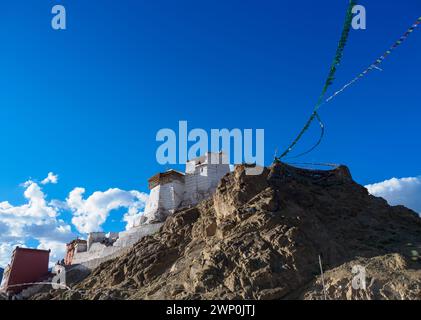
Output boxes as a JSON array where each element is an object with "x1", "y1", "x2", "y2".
[{"x1": 13, "y1": 247, "x2": 50, "y2": 253}]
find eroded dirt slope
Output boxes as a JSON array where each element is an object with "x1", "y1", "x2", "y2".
[{"x1": 34, "y1": 163, "x2": 421, "y2": 300}]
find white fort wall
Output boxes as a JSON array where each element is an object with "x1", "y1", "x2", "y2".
[
  {"x1": 144, "y1": 180, "x2": 184, "y2": 223},
  {"x1": 159, "y1": 180, "x2": 184, "y2": 212},
  {"x1": 184, "y1": 153, "x2": 230, "y2": 205},
  {"x1": 71, "y1": 223, "x2": 163, "y2": 269}
]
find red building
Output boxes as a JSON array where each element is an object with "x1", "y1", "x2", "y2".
[{"x1": 0, "y1": 247, "x2": 50, "y2": 294}]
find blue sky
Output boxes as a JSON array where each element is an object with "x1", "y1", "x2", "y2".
[{"x1": 0, "y1": 0, "x2": 420, "y2": 265}]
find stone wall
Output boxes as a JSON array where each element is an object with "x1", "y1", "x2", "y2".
[
  {"x1": 87, "y1": 232, "x2": 106, "y2": 250},
  {"x1": 184, "y1": 159, "x2": 230, "y2": 205},
  {"x1": 144, "y1": 181, "x2": 184, "y2": 223},
  {"x1": 71, "y1": 223, "x2": 164, "y2": 269},
  {"x1": 114, "y1": 223, "x2": 163, "y2": 248},
  {"x1": 73, "y1": 247, "x2": 131, "y2": 270}
]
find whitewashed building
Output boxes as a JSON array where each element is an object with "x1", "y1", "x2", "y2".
[
  {"x1": 142, "y1": 152, "x2": 230, "y2": 223},
  {"x1": 142, "y1": 170, "x2": 186, "y2": 223}
]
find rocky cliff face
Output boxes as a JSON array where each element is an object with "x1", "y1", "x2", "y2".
[{"x1": 34, "y1": 163, "x2": 421, "y2": 300}]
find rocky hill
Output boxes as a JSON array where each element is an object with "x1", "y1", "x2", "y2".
[
  {"x1": 0, "y1": 268, "x2": 3, "y2": 284},
  {"x1": 34, "y1": 162, "x2": 421, "y2": 300}
]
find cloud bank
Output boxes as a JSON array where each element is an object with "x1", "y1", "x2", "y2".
[
  {"x1": 0, "y1": 174, "x2": 75, "y2": 266},
  {"x1": 365, "y1": 176, "x2": 421, "y2": 214},
  {"x1": 0, "y1": 173, "x2": 148, "y2": 267},
  {"x1": 67, "y1": 188, "x2": 148, "y2": 233}
]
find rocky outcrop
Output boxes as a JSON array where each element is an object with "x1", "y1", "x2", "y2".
[{"x1": 34, "y1": 163, "x2": 421, "y2": 300}]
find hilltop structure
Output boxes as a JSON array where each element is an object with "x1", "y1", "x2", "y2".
[
  {"x1": 142, "y1": 152, "x2": 230, "y2": 224},
  {"x1": 64, "y1": 152, "x2": 230, "y2": 269}
]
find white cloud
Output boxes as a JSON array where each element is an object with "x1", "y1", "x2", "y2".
[
  {"x1": 365, "y1": 176, "x2": 421, "y2": 214},
  {"x1": 37, "y1": 240, "x2": 67, "y2": 267},
  {"x1": 0, "y1": 242, "x2": 25, "y2": 269},
  {"x1": 123, "y1": 191, "x2": 149, "y2": 229},
  {"x1": 67, "y1": 187, "x2": 148, "y2": 234},
  {"x1": 0, "y1": 178, "x2": 75, "y2": 267},
  {"x1": 0, "y1": 173, "x2": 150, "y2": 268},
  {"x1": 41, "y1": 172, "x2": 58, "y2": 185}
]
